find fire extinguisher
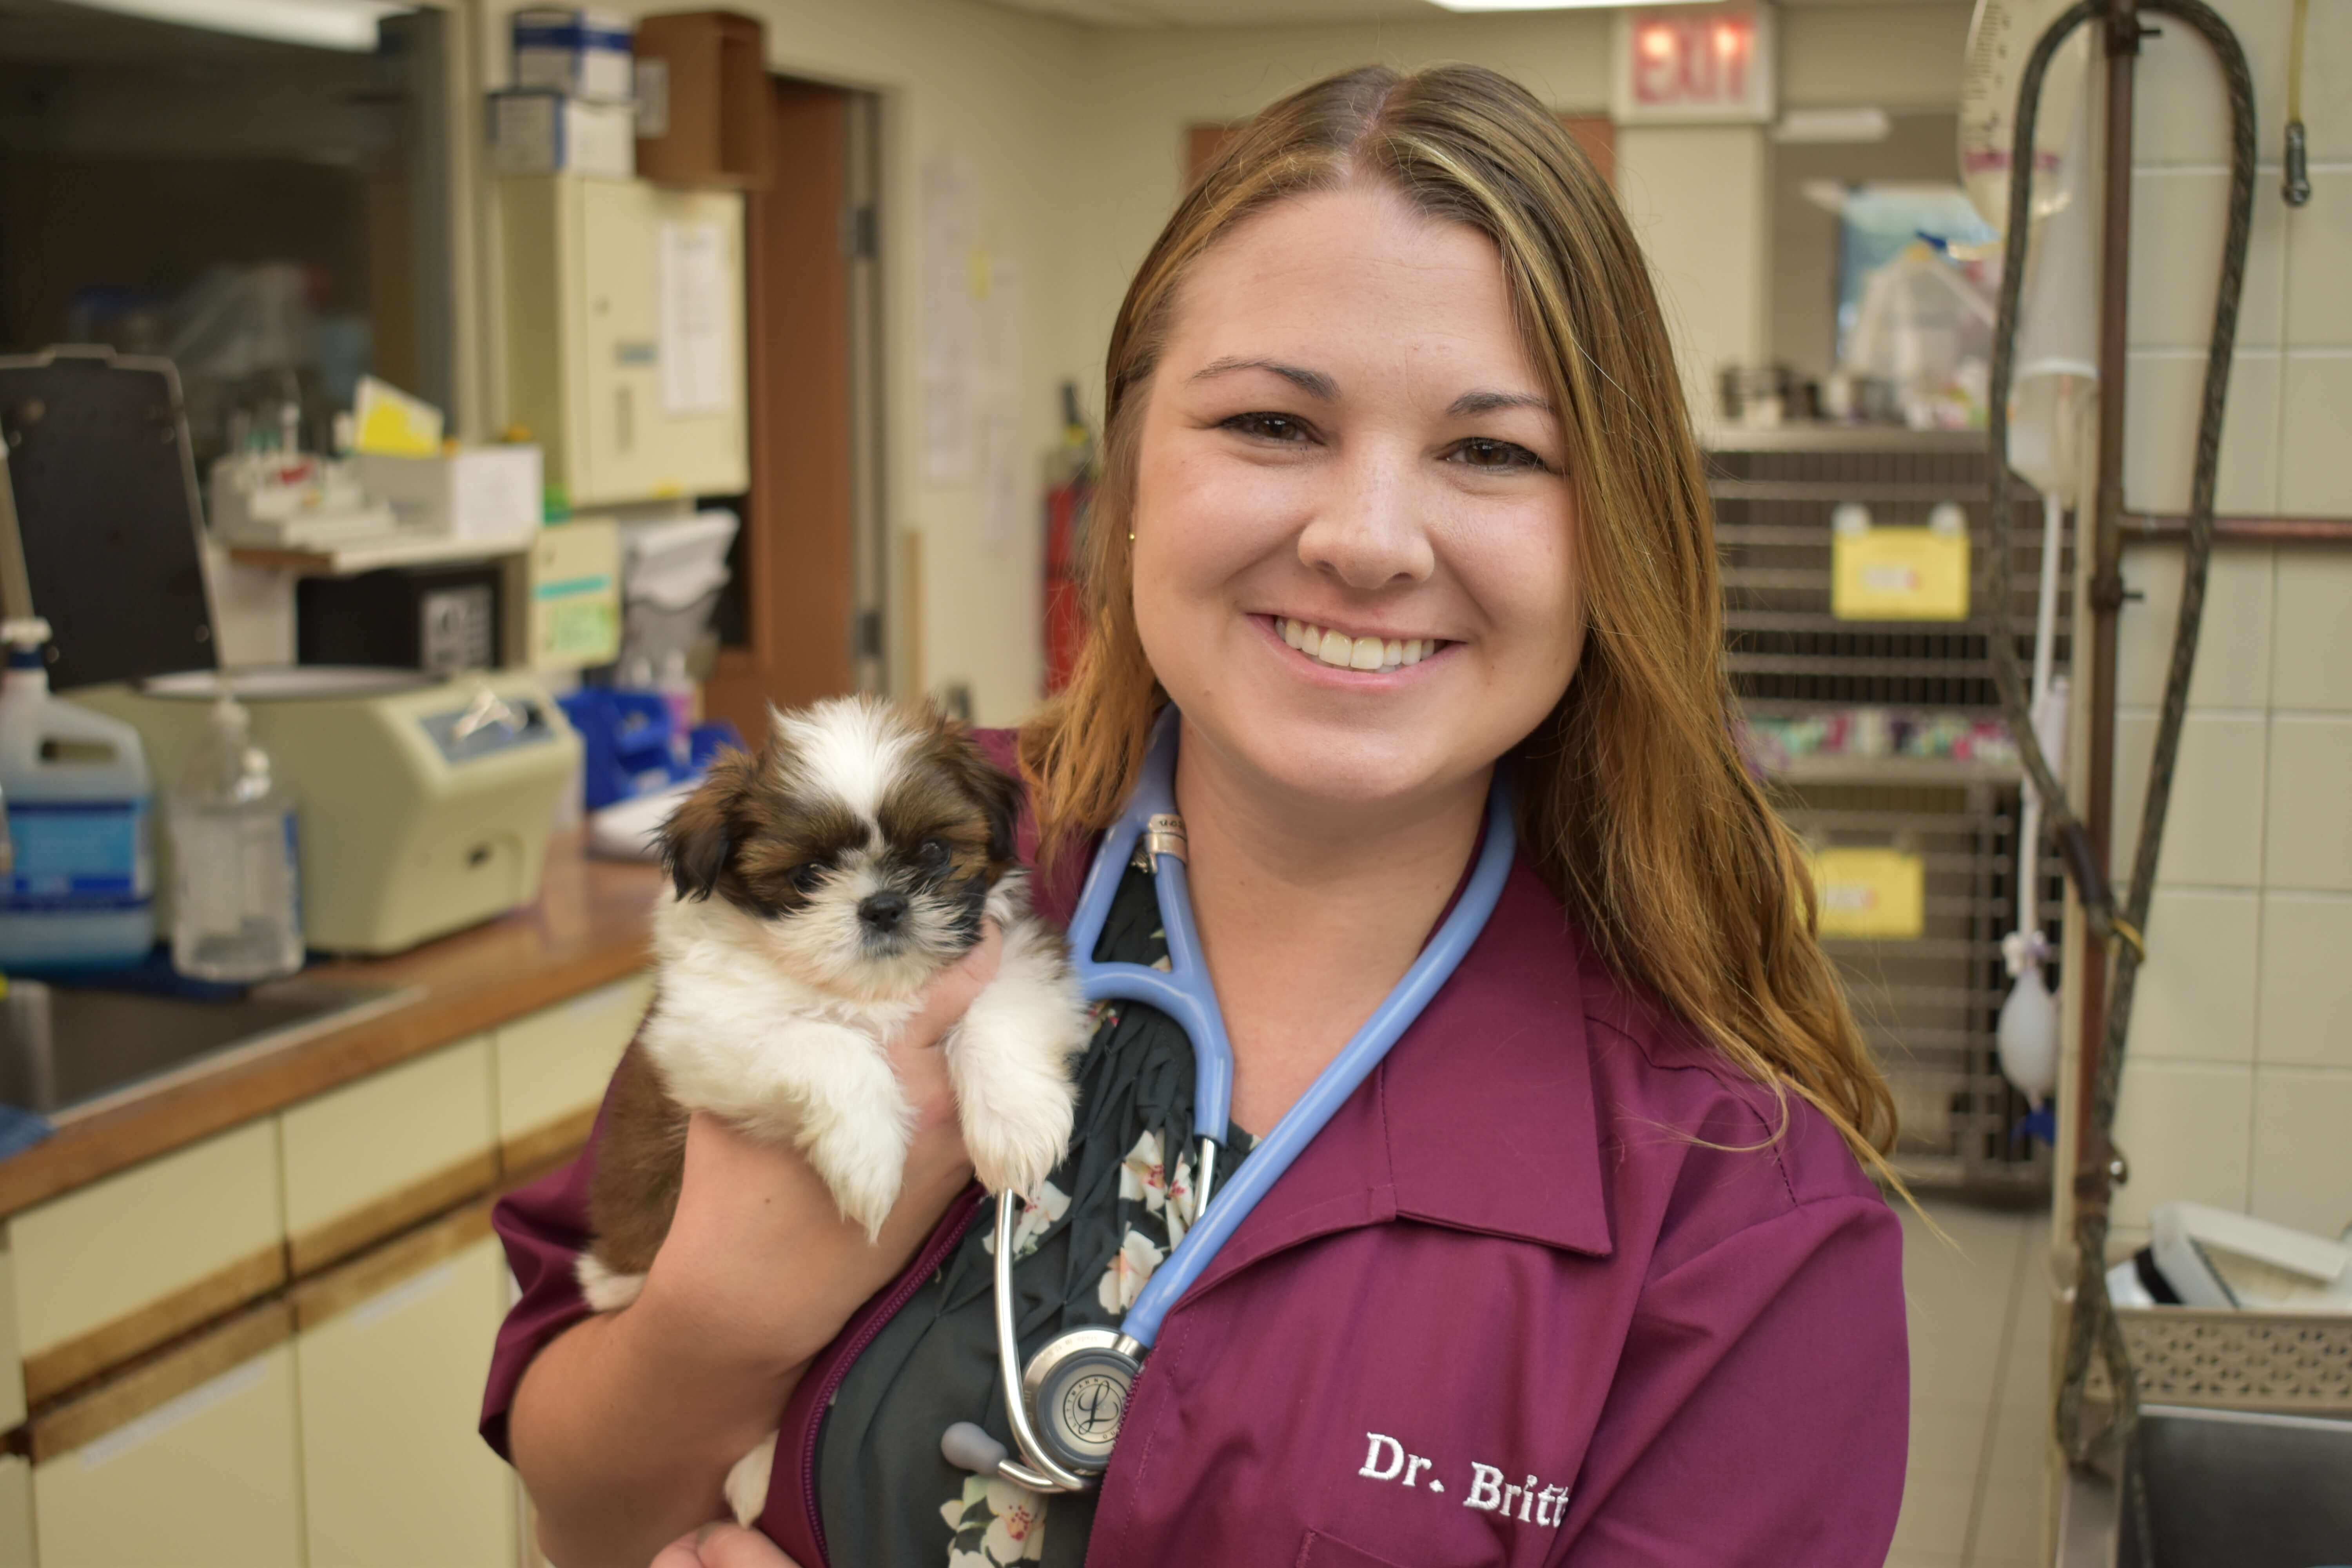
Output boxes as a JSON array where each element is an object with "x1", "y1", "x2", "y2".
[{"x1": 1042, "y1": 382, "x2": 1096, "y2": 695}]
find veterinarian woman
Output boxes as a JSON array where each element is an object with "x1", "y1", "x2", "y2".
[{"x1": 484, "y1": 64, "x2": 1910, "y2": 1568}]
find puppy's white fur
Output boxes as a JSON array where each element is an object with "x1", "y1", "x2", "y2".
[{"x1": 574, "y1": 698, "x2": 1089, "y2": 1527}]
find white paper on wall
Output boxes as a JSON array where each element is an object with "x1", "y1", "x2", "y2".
[
  {"x1": 659, "y1": 220, "x2": 731, "y2": 417},
  {"x1": 978, "y1": 258, "x2": 1024, "y2": 548},
  {"x1": 920, "y1": 153, "x2": 978, "y2": 483}
]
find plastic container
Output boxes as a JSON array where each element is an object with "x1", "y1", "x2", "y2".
[
  {"x1": 166, "y1": 691, "x2": 303, "y2": 983},
  {"x1": 0, "y1": 619, "x2": 156, "y2": 968}
]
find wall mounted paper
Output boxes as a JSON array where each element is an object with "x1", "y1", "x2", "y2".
[
  {"x1": 658, "y1": 221, "x2": 730, "y2": 417},
  {"x1": 1812, "y1": 846, "x2": 1926, "y2": 940}
]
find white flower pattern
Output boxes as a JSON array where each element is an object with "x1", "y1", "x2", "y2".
[
  {"x1": 941, "y1": 1475, "x2": 1047, "y2": 1564},
  {"x1": 981, "y1": 1179, "x2": 1070, "y2": 1261}
]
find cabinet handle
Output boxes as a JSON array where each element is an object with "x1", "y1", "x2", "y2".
[{"x1": 616, "y1": 386, "x2": 633, "y2": 451}]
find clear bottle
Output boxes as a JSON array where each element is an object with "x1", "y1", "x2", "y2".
[{"x1": 168, "y1": 690, "x2": 303, "y2": 982}]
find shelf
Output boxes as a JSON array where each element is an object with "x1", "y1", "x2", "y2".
[
  {"x1": 225, "y1": 533, "x2": 535, "y2": 576},
  {"x1": 1701, "y1": 424, "x2": 1992, "y2": 456},
  {"x1": 1764, "y1": 754, "x2": 2024, "y2": 787}
]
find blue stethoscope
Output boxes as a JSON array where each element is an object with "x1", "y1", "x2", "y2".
[{"x1": 942, "y1": 708, "x2": 1515, "y2": 1494}]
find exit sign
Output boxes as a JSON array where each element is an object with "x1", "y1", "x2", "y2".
[{"x1": 1613, "y1": 6, "x2": 1777, "y2": 125}]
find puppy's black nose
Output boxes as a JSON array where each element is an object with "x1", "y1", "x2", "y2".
[{"x1": 858, "y1": 891, "x2": 910, "y2": 932}]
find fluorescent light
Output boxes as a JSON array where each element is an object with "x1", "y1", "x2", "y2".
[
  {"x1": 1430, "y1": 0, "x2": 1720, "y2": 9},
  {"x1": 1774, "y1": 107, "x2": 1893, "y2": 144},
  {"x1": 66, "y1": 0, "x2": 407, "y2": 51}
]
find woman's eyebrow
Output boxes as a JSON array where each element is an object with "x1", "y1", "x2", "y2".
[
  {"x1": 1448, "y1": 389, "x2": 1555, "y2": 417},
  {"x1": 1189, "y1": 356, "x2": 1338, "y2": 400}
]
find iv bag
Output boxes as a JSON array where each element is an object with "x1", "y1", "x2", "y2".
[
  {"x1": 2007, "y1": 82, "x2": 2100, "y2": 505},
  {"x1": 1960, "y1": 0, "x2": 2094, "y2": 233}
]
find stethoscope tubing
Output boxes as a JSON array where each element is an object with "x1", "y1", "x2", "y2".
[{"x1": 968, "y1": 706, "x2": 1516, "y2": 1492}]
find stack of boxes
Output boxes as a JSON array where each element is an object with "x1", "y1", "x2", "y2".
[{"x1": 489, "y1": 9, "x2": 637, "y2": 179}]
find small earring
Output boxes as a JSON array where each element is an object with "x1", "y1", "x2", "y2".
[{"x1": 1128, "y1": 531, "x2": 1136, "y2": 544}]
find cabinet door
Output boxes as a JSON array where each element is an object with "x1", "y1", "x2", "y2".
[
  {"x1": 572, "y1": 180, "x2": 748, "y2": 505},
  {"x1": 8, "y1": 1120, "x2": 284, "y2": 1405},
  {"x1": 280, "y1": 1034, "x2": 496, "y2": 1274},
  {"x1": 494, "y1": 973, "x2": 652, "y2": 1171},
  {"x1": 0, "y1": 1455, "x2": 31, "y2": 1568},
  {"x1": 295, "y1": 1223, "x2": 515, "y2": 1568},
  {"x1": 33, "y1": 1333, "x2": 303, "y2": 1568}
]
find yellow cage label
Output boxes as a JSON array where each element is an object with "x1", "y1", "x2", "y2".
[
  {"x1": 1812, "y1": 846, "x2": 1926, "y2": 940},
  {"x1": 1832, "y1": 527, "x2": 1970, "y2": 621}
]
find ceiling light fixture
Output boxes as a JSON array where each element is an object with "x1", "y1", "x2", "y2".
[
  {"x1": 1427, "y1": 0, "x2": 1721, "y2": 11},
  {"x1": 65, "y1": 0, "x2": 407, "y2": 52}
]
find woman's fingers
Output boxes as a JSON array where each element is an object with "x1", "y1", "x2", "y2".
[{"x1": 650, "y1": 1523, "x2": 802, "y2": 1568}]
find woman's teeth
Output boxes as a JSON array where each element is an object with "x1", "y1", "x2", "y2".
[{"x1": 1276, "y1": 618, "x2": 1437, "y2": 671}]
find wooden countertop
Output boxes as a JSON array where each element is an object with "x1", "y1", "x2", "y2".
[{"x1": 0, "y1": 833, "x2": 662, "y2": 1221}]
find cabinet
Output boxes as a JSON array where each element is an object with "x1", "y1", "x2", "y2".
[
  {"x1": 293, "y1": 1211, "x2": 514, "y2": 1568},
  {"x1": 279, "y1": 1034, "x2": 497, "y2": 1274},
  {"x1": 30, "y1": 1309, "x2": 302, "y2": 1568},
  {"x1": 7, "y1": 1121, "x2": 283, "y2": 1406},
  {"x1": 495, "y1": 972, "x2": 653, "y2": 1170},
  {"x1": 501, "y1": 176, "x2": 749, "y2": 508}
]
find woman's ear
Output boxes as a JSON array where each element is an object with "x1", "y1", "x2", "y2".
[{"x1": 661, "y1": 748, "x2": 755, "y2": 900}]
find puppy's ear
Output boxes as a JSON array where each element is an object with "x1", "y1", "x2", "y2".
[
  {"x1": 934, "y1": 721, "x2": 1022, "y2": 868},
  {"x1": 660, "y1": 748, "x2": 754, "y2": 900}
]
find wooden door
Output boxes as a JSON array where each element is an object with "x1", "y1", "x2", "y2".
[{"x1": 705, "y1": 77, "x2": 858, "y2": 739}]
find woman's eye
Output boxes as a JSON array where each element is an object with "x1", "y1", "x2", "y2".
[
  {"x1": 1448, "y1": 437, "x2": 1549, "y2": 472},
  {"x1": 1220, "y1": 412, "x2": 1314, "y2": 444},
  {"x1": 790, "y1": 864, "x2": 827, "y2": 893}
]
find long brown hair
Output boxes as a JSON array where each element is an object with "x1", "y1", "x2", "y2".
[{"x1": 1019, "y1": 64, "x2": 1898, "y2": 1170}]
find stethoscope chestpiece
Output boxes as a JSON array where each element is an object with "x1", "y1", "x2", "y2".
[{"x1": 1020, "y1": 1327, "x2": 1145, "y2": 1477}]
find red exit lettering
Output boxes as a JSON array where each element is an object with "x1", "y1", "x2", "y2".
[{"x1": 1630, "y1": 15, "x2": 1756, "y2": 109}]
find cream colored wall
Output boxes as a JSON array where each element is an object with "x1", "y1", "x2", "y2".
[
  {"x1": 2101, "y1": 0, "x2": 2352, "y2": 1251},
  {"x1": 477, "y1": 0, "x2": 1092, "y2": 725},
  {"x1": 1062, "y1": 5, "x2": 1971, "y2": 432}
]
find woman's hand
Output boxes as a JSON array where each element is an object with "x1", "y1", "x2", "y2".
[
  {"x1": 650, "y1": 1524, "x2": 801, "y2": 1568},
  {"x1": 510, "y1": 925, "x2": 1003, "y2": 1568},
  {"x1": 628, "y1": 920, "x2": 1004, "y2": 1373}
]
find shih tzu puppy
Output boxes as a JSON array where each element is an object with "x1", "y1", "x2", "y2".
[{"x1": 575, "y1": 697, "x2": 1089, "y2": 1524}]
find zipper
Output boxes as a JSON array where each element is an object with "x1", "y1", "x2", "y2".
[{"x1": 798, "y1": 1183, "x2": 985, "y2": 1566}]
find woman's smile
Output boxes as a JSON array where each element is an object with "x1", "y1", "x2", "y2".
[{"x1": 1254, "y1": 613, "x2": 1453, "y2": 677}]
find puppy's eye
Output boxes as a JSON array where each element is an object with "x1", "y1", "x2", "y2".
[
  {"x1": 790, "y1": 864, "x2": 827, "y2": 893},
  {"x1": 918, "y1": 838, "x2": 951, "y2": 870}
]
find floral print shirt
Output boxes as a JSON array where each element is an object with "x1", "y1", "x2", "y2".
[{"x1": 813, "y1": 857, "x2": 1252, "y2": 1568}]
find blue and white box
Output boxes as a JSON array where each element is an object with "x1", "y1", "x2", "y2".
[
  {"x1": 490, "y1": 89, "x2": 636, "y2": 178},
  {"x1": 511, "y1": 8, "x2": 635, "y2": 103}
]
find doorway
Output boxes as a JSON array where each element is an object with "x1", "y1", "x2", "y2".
[{"x1": 704, "y1": 76, "x2": 885, "y2": 739}]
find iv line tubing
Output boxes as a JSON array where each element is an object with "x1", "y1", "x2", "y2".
[{"x1": 1983, "y1": 0, "x2": 2255, "y2": 1551}]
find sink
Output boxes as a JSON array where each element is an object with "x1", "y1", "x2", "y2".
[
  {"x1": 2063, "y1": 1403, "x2": 2352, "y2": 1568},
  {"x1": 0, "y1": 978, "x2": 410, "y2": 1122}
]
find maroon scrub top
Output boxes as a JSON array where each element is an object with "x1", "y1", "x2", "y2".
[{"x1": 483, "y1": 735, "x2": 1909, "y2": 1566}]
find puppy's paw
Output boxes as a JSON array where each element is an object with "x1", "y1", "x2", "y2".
[
  {"x1": 723, "y1": 1431, "x2": 778, "y2": 1527},
  {"x1": 800, "y1": 1111, "x2": 909, "y2": 1241},
  {"x1": 959, "y1": 1058, "x2": 1079, "y2": 1198},
  {"x1": 574, "y1": 1251, "x2": 647, "y2": 1313}
]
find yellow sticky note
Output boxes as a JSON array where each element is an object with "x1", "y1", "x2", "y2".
[
  {"x1": 1812, "y1": 847, "x2": 1926, "y2": 940},
  {"x1": 351, "y1": 375, "x2": 445, "y2": 457},
  {"x1": 1832, "y1": 527, "x2": 1970, "y2": 621}
]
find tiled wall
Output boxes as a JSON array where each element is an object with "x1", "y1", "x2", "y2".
[
  {"x1": 2107, "y1": 545, "x2": 2352, "y2": 1248},
  {"x1": 2105, "y1": 0, "x2": 2352, "y2": 1251},
  {"x1": 2123, "y1": 0, "x2": 2352, "y2": 518}
]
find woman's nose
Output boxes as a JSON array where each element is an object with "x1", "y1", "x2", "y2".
[{"x1": 1296, "y1": 445, "x2": 1436, "y2": 590}]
